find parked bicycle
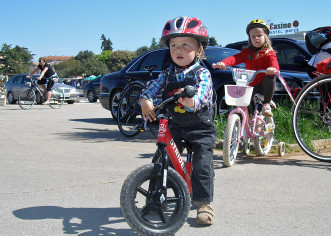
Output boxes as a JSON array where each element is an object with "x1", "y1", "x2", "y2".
[
  {"x1": 117, "y1": 65, "x2": 159, "y2": 137},
  {"x1": 18, "y1": 78, "x2": 64, "y2": 110},
  {"x1": 292, "y1": 73, "x2": 331, "y2": 162},
  {"x1": 120, "y1": 86, "x2": 197, "y2": 236},
  {"x1": 222, "y1": 67, "x2": 285, "y2": 167}
]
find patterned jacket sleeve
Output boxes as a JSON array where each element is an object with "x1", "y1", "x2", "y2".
[
  {"x1": 193, "y1": 68, "x2": 213, "y2": 112},
  {"x1": 139, "y1": 71, "x2": 167, "y2": 103}
]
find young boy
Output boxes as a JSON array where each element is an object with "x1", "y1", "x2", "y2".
[{"x1": 139, "y1": 16, "x2": 217, "y2": 225}]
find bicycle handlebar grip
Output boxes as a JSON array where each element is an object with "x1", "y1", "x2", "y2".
[{"x1": 176, "y1": 85, "x2": 196, "y2": 99}]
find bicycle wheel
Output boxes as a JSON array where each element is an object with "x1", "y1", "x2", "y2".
[
  {"x1": 292, "y1": 75, "x2": 331, "y2": 161},
  {"x1": 49, "y1": 87, "x2": 65, "y2": 109},
  {"x1": 117, "y1": 82, "x2": 144, "y2": 137},
  {"x1": 223, "y1": 114, "x2": 241, "y2": 167},
  {"x1": 254, "y1": 116, "x2": 274, "y2": 156},
  {"x1": 18, "y1": 88, "x2": 36, "y2": 110},
  {"x1": 120, "y1": 163, "x2": 190, "y2": 236}
]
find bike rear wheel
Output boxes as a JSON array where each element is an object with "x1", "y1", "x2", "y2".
[
  {"x1": 18, "y1": 88, "x2": 36, "y2": 110},
  {"x1": 254, "y1": 117, "x2": 274, "y2": 156},
  {"x1": 117, "y1": 82, "x2": 144, "y2": 137},
  {"x1": 49, "y1": 87, "x2": 65, "y2": 109},
  {"x1": 292, "y1": 75, "x2": 331, "y2": 162},
  {"x1": 223, "y1": 114, "x2": 241, "y2": 167},
  {"x1": 120, "y1": 163, "x2": 190, "y2": 236}
]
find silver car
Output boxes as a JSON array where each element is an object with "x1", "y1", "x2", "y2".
[{"x1": 5, "y1": 74, "x2": 79, "y2": 104}]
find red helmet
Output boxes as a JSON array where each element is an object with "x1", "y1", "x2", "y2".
[{"x1": 160, "y1": 16, "x2": 208, "y2": 48}]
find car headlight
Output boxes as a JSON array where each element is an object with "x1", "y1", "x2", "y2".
[{"x1": 71, "y1": 88, "x2": 79, "y2": 94}]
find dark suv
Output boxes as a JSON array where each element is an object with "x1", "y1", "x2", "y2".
[
  {"x1": 100, "y1": 44, "x2": 312, "y2": 119},
  {"x1": 226, "y1": 38, "x2": 312, "y2": 73}
]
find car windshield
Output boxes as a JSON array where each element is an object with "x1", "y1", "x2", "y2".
[
  {"x1": 203, "y1": 47, "x2": 242, "y2": 69},
  {"x1": 204, "y1": 47, "x2": 240, "y2": 66}
]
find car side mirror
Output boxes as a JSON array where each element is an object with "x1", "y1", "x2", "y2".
[{"x1": 293, "y1": 56, "x2": 306, "y2": 65}]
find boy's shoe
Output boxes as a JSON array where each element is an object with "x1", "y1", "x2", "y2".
[
  {"x1": 262, "y1": 103, "x2": 273, "y2": 117},
  {"x1": 193, "y1": 201, "x2": 214, "y2": 225}
]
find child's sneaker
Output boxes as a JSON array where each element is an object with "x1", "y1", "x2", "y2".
[
  {"x1": 193, "y1": 201, "x2": 214, "y2": 225},
  {"x1": 262, "y1": 103, "x2": 273, "y2": 117}
]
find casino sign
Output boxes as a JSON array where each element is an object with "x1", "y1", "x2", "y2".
[{"x1": 269, "y1": 20, "x2": 300, "y2": 35}]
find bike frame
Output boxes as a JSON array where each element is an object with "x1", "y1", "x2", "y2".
[
  {"x1": 156, "y1": 115, "x2": 193, "y2": 193},
  {"x1": 227, "y1": 103, "x2": 270, "y2": 141}
]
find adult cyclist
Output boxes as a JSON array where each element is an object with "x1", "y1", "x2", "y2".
[{"x1": 27, "y1": 57, "x2": 58, "y2": 105}]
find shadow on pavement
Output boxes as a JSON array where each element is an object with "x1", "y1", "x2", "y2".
[
  {"x1": 213, "y1": 153, "x2": 331, "y2": 171},
  {"x1": 13, "y1": 206, "x2": 136, "y2": 235},
  {"x1": 58, "y1": 118, "x2": 159, "y2": 143}
]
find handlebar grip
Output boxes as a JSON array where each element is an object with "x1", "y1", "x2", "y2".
[{"x1": 176, "y1": 85, "x2": 196, "y2": 99}]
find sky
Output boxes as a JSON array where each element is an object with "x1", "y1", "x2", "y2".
[{"x1": 1, "y1": 0, "x2": 331, "y2": 62}]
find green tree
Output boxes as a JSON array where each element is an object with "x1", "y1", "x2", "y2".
[
  {"x1": 136, "y1": 46, "x2": 149, "y2": 56},
  {"x1": 101, "y1": 34, "x2": 113, "y2": 51},
  {"x1": 55, "y1": 50, "x2": 109, "y2": 77},
  {"x1": 106, "y1": 50, "x2": 136, "y2": 72},
  {"x1": 96, "y1": 50, "x2": 113, "y2": 64},
  {"x1": 150, "y1": 37, "x2": 161, "y2": 50},
  {"x1": 81, "y1": 57, "x2": 109, "y2": 76},
  {"x1": 208, "y1": 37, "x2": 219, "y2": 47},
  {"x1": 54, "y1": 60, "x2": 84, "y2": 78},
  {"x1": 74, "y1": 50, "x2": 95, "y2": 61},
  {"x1": 0, "y1": 43, "x2": 34, "y2": 75}
]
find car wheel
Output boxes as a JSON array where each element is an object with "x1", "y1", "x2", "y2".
[
  {"x1": 217, "y1": 89, "x2": 233, "y2": 117},
  {"x1": 7, "y1": 92, "x2": 16, "y2": 104},
  {"x1": 66, "y1": 100, "x2": 75, "y2": 104},
  {"x1": 87, "y1": 90, "x2": 97, "y2": 103},
  {"x1": 110, "y1": 89, "x2": 122, "y2": 120}
]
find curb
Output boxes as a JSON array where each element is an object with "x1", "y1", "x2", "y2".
[{"x1": 215, "y1": 138, "x2": 303, "y2": 153}]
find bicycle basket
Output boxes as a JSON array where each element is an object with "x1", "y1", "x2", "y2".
[{"x1": 225, "y1": 85, "x2": 253, "y2": 106}]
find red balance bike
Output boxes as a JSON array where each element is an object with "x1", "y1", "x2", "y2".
[{"x1": 120, "y1": 86, "x2": 196, "y2": 236}]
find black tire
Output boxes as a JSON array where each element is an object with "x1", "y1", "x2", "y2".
[
  {"x1": 117, "y1": 83, "x2": 144, "y2": 137},
  {"x1": 87, "y1": 90, "x2": 97, "y2": 103},
  {"x1": 18, "y1": 88, "x2": 36, "y2": 110},
  {"x1": 7, "y1": 91, "x2": 16, "y2": 104},
  {"x1": 120, "y1": 163, "x2": 190, "y2": 236},
  {"x1": 292, "y1": 75, "x2": 331, "y2": 162},
  {"x1": 110, "y1": 89, "x2": 122, "y2": 121},
  {"x1": 223, "y1": 114, "x2": 241, "y2": 167},
  {"x1": 48, "y1": 87, "x2": 65, "y2": 109}
]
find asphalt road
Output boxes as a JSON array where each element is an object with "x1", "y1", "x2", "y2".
[{"x1": 0, "y1": 101, "x2": 330, "y2": 235}]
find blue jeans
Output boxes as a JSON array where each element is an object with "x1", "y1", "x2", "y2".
[{"x1": 170, "y1": 106, "x2": 217, "y2": 202}]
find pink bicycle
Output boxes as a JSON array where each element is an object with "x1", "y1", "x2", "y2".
[{"x1": 223, "y1": 67, "x2": 285, "y2": 167}]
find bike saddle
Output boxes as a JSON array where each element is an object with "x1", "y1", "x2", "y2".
[{"x1": 253, "y1": 93, "x2": 276, "y2": 109}]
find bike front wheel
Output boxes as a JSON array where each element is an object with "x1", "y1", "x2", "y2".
[
  {"x1": 120, "y1": 163, "x2": 190, "y2": 236},
  {"x1": 49, "y1": 87, "x2": 65, "y2": 109},
  {"x1": 292, "y1": 75, "x2": 331, "y2": 162},
  {"x1": 223, "y1": 114, "x2": 241, "y2": 167},
  {"x1": 117, "y1": 82, "x2": 144, "y2": 137},
  {"x1": 18, "y1": 88, "x2": 36, "y2": 110}
]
